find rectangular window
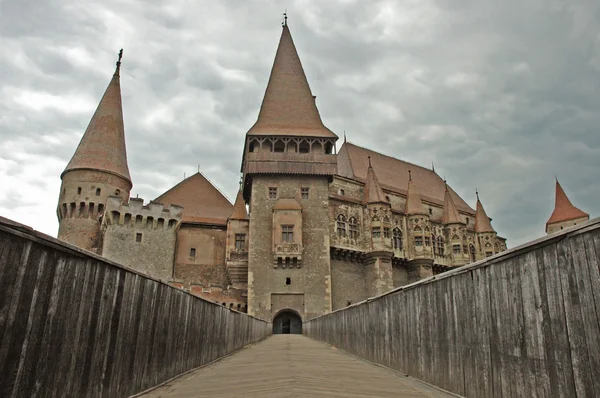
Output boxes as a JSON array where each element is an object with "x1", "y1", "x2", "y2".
[
  {"x1": 235, "y1": 234, "x2": 246, "y2": 251},
  {"x1": 135, "y1": 233, "x2": 142, "y2": 243},
  {"x1": 486, "y1": 251, "x2": 493, "y2": 257},
  {"x1": 190, "y1": 248, "x2": 196, "y2": 258},
  {"x1": 372, "y1": 227, "x2": 381, "y2": 238},
  {"x1": 415, "y1": 236, "x2": 423, "y2": 246},
  {"x1": 301, "y1": 187, "x2": 309, "y2": 199},
  {"x1": 282, "y1": 225, "x2": 294, "y2": 242},
  {"x1": 285, "y1": 277, "x2": 291, "y2": 285},
  {"x1": 383, "y1": 227, "x2": 390, "y2": 238},
  {"x1": 349, "y1": 220, "x2": 358, "y2": 239},
  {"x1": 269, "y1": 187, "x2": 277, "y2": 199},
  {"x1": 424, "y1": 236, "x2": 430, "y2": 246},
  {"x1": 336, "y1": 221, "x2": 346, "y2": 237},
  {"x1": 453, "y1": 244, "x2": 461, "y2": 255}
]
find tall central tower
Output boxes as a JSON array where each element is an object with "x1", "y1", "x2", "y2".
[{"x1": 242, "y1": 22, "x2": 338, "y2": 322}]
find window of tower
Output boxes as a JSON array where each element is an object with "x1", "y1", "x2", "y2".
[
  {"x1": 281, "y1": 225, "x2": 294, "y2": 242},
  {"x1": 372, "y1": 227, "x2": 381, "y2": 239},
  {"x1": 301, "y1": 187, "x2": 309, "y2": 199},
  {"x1": 273, "y1": 140, "x2": 285, "y2": 152},
  {"x1": 299, "y1": 141, "x2": 310, "y2": 153},
  {"x1": 96, "y1": 188, "x2": 101, "y2": 196},
  {"x1": 249, "y1": 140, "x2": 257, "y2": 153},
  {"x1": 157, "y1": 218, "x2": 164, "y2": 228},
  {"x1": 77, "y1": 187, "x2": 82, "y2": 195},
  {"x1": 190, "y1": 248, "x2": 196, "y2": 258},
  {"x1": 287, "y1": 141, "x2": 297, "y2": 153},
  {"x1": 124, "y1": 213, "x2": 132, "y2": 224},
  {"x1": 146, "y1": 216, "x2": 154, "y2": 228},
  {"x1": 336, "y1": 215, "x2": 346, "y2": 237},
  {"x1": 453, "y1": 244, "x2": 461, "y2": 255},
  {"x1": 136, "y1": 215, "x2": 143, "y2": 226},
  {"x1": 62, "y1": 203, "x2": 67, "y2": 217},
  {"x1": 115, "y1": 189, "x2": 121, "y2": 196},
  {"x1": 89, "y1": 203, "x2": 95, "y2": 217},
  {"x1": 285, "y1": 277, "x2": 291, "y2": 285},
  {"x1": 383, "y1": 227, "x2": 390, "y2": 238},
  {"x1": 168, "y1": 219, "x2": 177, "y2": 229},
  {"x1": 235, "y1": 234, "x2": 246, "y2": 251},
  {"x1": 136, "y1": 233, "x2": 142, "y2": 243},
  {"x1": 425, "y1": 236, "x2": 430, "y2": 246},
  {"x1": 349, "y1": 217, "x2": 359, "y2": 239},
  {"x1": 269, "y1": 187, "x2": 277, "y2": 199},
  {"x1": 98, "y1": 203, "x2": 104, "y2": 215},
  {"x1": 325, "y1": 141, "x2": 333, "y2": 154},
  {"x1": 415, "y1": 236, "x2": 423, "y2": 246}
]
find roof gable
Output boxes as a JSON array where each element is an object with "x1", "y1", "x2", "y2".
[{"x1": 155, "y1": 173, "x2": 233, "y2": 225}]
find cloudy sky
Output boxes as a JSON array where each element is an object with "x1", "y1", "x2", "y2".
[{"x1": 1, "y1": 0, "x2": 599, "y2": 246}]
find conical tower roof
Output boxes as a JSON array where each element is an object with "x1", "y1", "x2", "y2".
[
  {"x1": 247, "y1": 24, "x2": 336, "y2": 138},
  {"x1": 229, "y1": 188, "x2": 249, "y2": 220},
  {"x1": 405, "y1": 172, "x2": 427, "y2": 215},
  {"x1": 475, "y1": 192, "x2": 496, "y2": 233},
  {"x1": 442, "y1": 183, "x2": 463, "y2": 224},
  {"x1": 363, "y1": 157, "x2": 387, "y2": 204},
  {"x1": 546, "y1": 180, "x2": 589, "y2": 230},
  {"x1": 62, "y1": 52, "x2": 131, "y2": 185}
]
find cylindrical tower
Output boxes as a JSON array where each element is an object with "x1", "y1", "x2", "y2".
[{"x1": 57, "y1": 50, "x2": 132, "y2": 252}]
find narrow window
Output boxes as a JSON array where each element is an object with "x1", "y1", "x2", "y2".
[
  {"x1": 77, "y1": 187, "x2": 82, "y2": 195},
  {"x1": 281, "y1": 225, "x2": 294, "y2": 242},
  {"x1": 135, "y1": 233, "x2": 142, "y2": 243},
  {"x1": 385, "y1": 195, "x2": 390, "y2": 202},
  {"x1": 285, "y1": 277, "x2": 291, "y2": 285},
  {"x1": 96, "y1": 188, "x2": 101, "y2": 196},
  {"x1": 301, "y1": 187, "x2": 309, "y2": 199},
  {"x1": 383, "y1": 227, "x2": 390, "y2": 238},
  {"x1": 349, "y1": 217, "x2": 359, "y2": 239},
  {"x1": 429, "y1": 208, "x2": 433, "y2": 215},
  {"x1": 415, "y1": 236, "x2": 423, "y2": 246},
  {"x1": 424, "y1": 236, "x2": 430, "y2": 246},
  {"x1": 115, "y1": 189, "x2": 121, "y2": 196},
  {"x1": 235, "y1": 233, "x2": 246, "y2": 251},
  {"x1": 269, "y1": 187, "x2": 277, "y2": 199},
  {"x1": 98, "y1": 203, "x2": 105, "y2": 215},
  {"x1": 466, "y1": 217, "x2": 469, "y2": 224},
  {"x1": 438, "y1": 237, "x2": 445, "y2": 256},
  {"x1": 299, "y1": 141, "x2": 310, "y2": 153},
  {"x1": 285, "y1": 257, "x2": 291, "y2": 267},
  {"x1": 336, "y1": 214, "x2": 346, "y2": 237},
  {"x1": 393, "y1": 228, "x2": 403, "y2": 250},
  {"x1": 372, "y1": 227, "x2": 381, "y2": 238},
  {"x1": 146, "y1": 216, "x2": 154, "y2": 228},
  {"x1": 273, "y1": 140, "x2": 285, "y2": 152},
  {"x1": 293, "y1": 257, "x2": 298, "y2": 267},
  {"x1": 347, "y1": 301, "x2": 352, "y2": 306},
  {"x1": 339, "y1": 189, "x2": 345, "y2": 196},
  {"x1": 432, "y1": 235, "x2": 437, "y2": 255},
  {"x1": 124, "y1": 213, "x2": 132, "y2": 224},
  {"x1": 190, "y1": 248, "x2": 196, "y2": 258},
  {"x1": 157, "y1": 218, "x2": 164, "y2": 228},
  {"x1": 89, "y1": 203, "x2": 95, "y2": 217},
  {"x1": 277, "y1": 257, "x2": 283, "y2": 267},
  {"x1": 136, "y1": 215, "x2": 143, "y2": 226}
]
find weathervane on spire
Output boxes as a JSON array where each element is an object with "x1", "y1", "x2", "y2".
[
  {"x1": 476, "y1": 189, "x2": 479, "y2": 200},
  {"x1": 282, "y1": 10, "x2": 287, "y2": 27},
  {"x1": 116, "y1": 48, "x2": 123, "y2": 69}
]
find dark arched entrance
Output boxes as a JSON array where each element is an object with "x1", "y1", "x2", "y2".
[{"x1": 273, "y1": 310, "x2": 302, "y2": 334}]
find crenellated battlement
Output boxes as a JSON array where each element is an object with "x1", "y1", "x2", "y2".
[{"x1": 103, "y1": 196, "x2": 183, "y2": 231}]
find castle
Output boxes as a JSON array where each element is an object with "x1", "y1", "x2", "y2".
[{"x1": 56, "y1": 23, "x2": 514, "y2": 325}]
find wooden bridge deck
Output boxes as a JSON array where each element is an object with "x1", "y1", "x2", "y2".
[{"x1": 140, "y1": 335, "x2": 454, "y2": 398}]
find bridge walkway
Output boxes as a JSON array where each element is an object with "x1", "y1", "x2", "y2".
[{"x1": 141, "y1": 335, "x2": 453, "y2": 398}]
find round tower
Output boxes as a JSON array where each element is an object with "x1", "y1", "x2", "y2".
[{"x1": 57, "y1": 50, "x2": 132, "y2": 252}]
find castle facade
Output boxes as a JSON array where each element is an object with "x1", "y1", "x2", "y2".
[{"x1": 56, "y1": 23, "x2": 508, "y2": 324}]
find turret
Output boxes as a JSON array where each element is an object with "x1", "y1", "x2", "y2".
[
  {"x1": 546, "y1": 179, "x2": 589, "y2": 234},
  {"x1": 404, "y1": 171, "x2": 433, "y2": 282},
  {"x1": 56, "y1": 50, "x2": 132, "y2": 252},
  {"x1": 475, "y1": 191, "x2": 498, "y2": 258},
  {"x1": 442, "y1": 182, "x2": 468, "y2": 265},
  {"x1": 362, "y1": 157, "x2": 393, "y2": 296}
]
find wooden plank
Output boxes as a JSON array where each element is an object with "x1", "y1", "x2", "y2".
[
  {"x1": 557, "y1": 236, "x2": 594, "y2": 396},
  {"x1": 569, "y1": 234, "x2": 600, "y2": 395}
]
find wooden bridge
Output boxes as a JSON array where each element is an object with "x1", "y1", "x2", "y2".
[{"x1": 1, "y1": 216, "x2": 599, "y2": 397}]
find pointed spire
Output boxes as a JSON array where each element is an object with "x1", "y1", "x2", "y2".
[
  {"x1": 475, "y1": 191, "x2": 496, "y2": 233},
  {"x1": 344, "y1": 130, "x2": 347, "y2": 143},
  {"x1": 442, "y1": 182, "x2": 463, "y2": 224},
  {"x1": 247, "y1": 24, "x2": 336, "y2": 138},
  {"x1": 431, "y1": 162, "x2": 435, "y2": 173},
  {"x1": 546, "y1": 179, "x2": 589, "y2": 230},
  {"x1": 405, "y1": 171, "x2": 427, "y2": 215},
  {"x1": 229, "y1": 187, "x2": 249, "y2": 220},
  {"x1": 363, "y1": 156, "x2": 386, "y2": 204},
  {"x1": 62, "y1": 50, "x2": 131, "y2": 185}
]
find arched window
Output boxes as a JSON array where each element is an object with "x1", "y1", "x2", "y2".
[
  {"x1": 393, "y1": 228, "x2": 402, "y2": 250},
  {"x1": 262, "y1": 140, "x2": 272, "y2": 152},
  {"x1": 249, "y1": 139, "x2": 258, "y2": 153},
  {"x1": 470, "y1": 244, "x2": 476, "y2": 262},
  {"x1": 348, "y1": 217, "x2": 358, "y2": 239},
  {"x1": 336, "y1": 214, "x2": 347, "y2": 237},
  {"x1": 437, "y1": 236, "x2": 444, "y2": 256},
  {"x1": 312, "y1": 141, "x2": 322, "y2": 153},
  {"x1": 299, "y1": 140, "x2": 310, "y2": 153},
  {"x1": 287, "y1": 141, "x2": 297, "y2": 153},
  {"x1": 324, "y1": 141, "x2": 333, "y2": 154},
  {"x1": 432, "y1": 235, "x2": 437, "y2": 255}
]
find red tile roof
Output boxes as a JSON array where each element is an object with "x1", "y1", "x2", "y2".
[
  {"x1": 363, "y1": 158, "x2": 386, "y2": 204},
  {"x1": 442, "y1": 185, "x2": 463, "y2": 224},
  {"x1": 337, "y1": 143, "x2": 475, "y2": 215},
  {"x1": 475, "y1": 195, "x2": 495, "y2": 233},
  {"x1": 546, "y1": 180, "x2": 589, "y2": 230},
  {"x1": 62, "y1": 65, "x2": 131, "y2": 184},
  {"x1": 229, "y1": 189, "x2": 248, "y2": 220},
  {"x1": 247, "y1": 25, "x2": 337, "y2": 138},
  {"x1": 154, "y1": 172, "x2": 233, "y2": 225}
]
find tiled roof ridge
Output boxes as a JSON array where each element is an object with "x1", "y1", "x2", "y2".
[{"x1": 344, "y1": 142, "x2": 434, "y2": 175}]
